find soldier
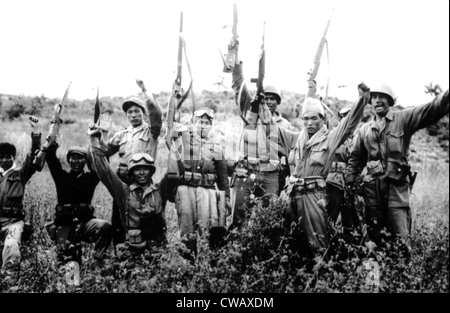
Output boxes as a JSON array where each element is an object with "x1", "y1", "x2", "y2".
[
  {"x1": 89, "y1": 125, "x2": 167, "y2": 259},
  {"x1": 0, "y1": 132, "x2": 41, "y2": 274},
  {"x1": 106, "y1": 81, "x2": 163, "y2": 246},
  {"x1": 45, "y1": 143, "x2": 112, "y2": 265},
  {"x1": 346, "y1": 85, "x2": 449, "y2": 249},
  {"x1": 261, "y1": 85, "x2": 301, "y2": 191},
  {"x1": 168, "y1": 108, "x2": 231, "y2": 254},
  {"x1": 283, "y1": 84, "x2": 370, "y2": 257},
  {"x1": 264, "y1": 85, "x2": 296, "y2": 131},
  {"x1": 228, "y1": 41, "x2": 300, "y2": 229}
]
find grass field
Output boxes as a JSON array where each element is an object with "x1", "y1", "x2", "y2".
[{"x1": 0, "y1": 107, "x2": 448, "y2": 293}]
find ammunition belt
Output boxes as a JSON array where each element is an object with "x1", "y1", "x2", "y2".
[
  {"x1": 181, "y1": 171, "x2": 217, "y2": 188},
  {"x1": 289, "y1": 176, "x2": 327, "y2": 194},
  {"x1": 0, "y1": 206, "x2": 24, "y2": 219},
  {"x1": 54, "y1": 203, "x2": 94, "y2": 225}
]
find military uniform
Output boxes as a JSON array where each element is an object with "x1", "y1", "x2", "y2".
[
  {"x1": 0, "y1": 134, "x2": 40, "y2": 269},
  {"x1": 346, "y1": 90, "x2": 449, "y2": 243},
  {"x1": 326, "y1": 135, "x2": 357, "y2": 229},
  {"x1": 106, "y1": 97, "x2": 162, "y2": 246},
  {"x1": 230, "y1": 62, "x2": 299, "y2": 227},
  {"x1": 169, "y1": 125, "x2": 230, "y2": 249},
  {"x1": 284, "y1": 94, "x2": 368, "y2": 253},
  {"x1": 91, "y1": 138, "x2": 167, "y2": 256},
  {"x1": 45, "y1": 144, "x2": 112, "y2": 263}
]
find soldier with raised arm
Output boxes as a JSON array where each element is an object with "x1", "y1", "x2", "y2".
[
  {"x1": 89, "y1": 124, "x2": 167, "y2": 260},
  {"x1": 106, "y1": 81, "x2": 163, "y2": 247},
  {"x1": 284, "y1": 84, "x2": 370, "y2": 258},
  {"x1": 346, "y1": 85, "x2": 449, "y2": 251},
  {"x1": 0, "y1": 132, "x2": 41, "y2": 275},
  {"x1": 228, "y1": 39, "x2": 300, "y2": 228}
]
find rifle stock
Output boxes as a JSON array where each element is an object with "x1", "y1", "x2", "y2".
[
  {"x1": 223, "y1": 2, "x2": 239, "y2": 72},
  {"x1": 251, "y1": 22, "x2": 266, "y2": 95},
  {"x1": 307, "y1": 8, "x2": 334, "y2": 100},
  {"x1": 33, "y1": 82, "x2": 71, "y2": 171}
]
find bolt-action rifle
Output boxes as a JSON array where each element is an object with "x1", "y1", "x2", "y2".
[
  {"x1": 306, "y1": 9, "x2": 335, "y2": 117},
  {"x1": 166, "y1": 11, "x2": 192, "y2": 151},
  {"x1": 33, "y1": 82, "x2": 71, "y2": 171},
  {"x1": 222, "y1": 1, "x2": 239, "y2": 73},
  {"x1": 250, "y1": 22, "x2": 266, "y2": 100}
]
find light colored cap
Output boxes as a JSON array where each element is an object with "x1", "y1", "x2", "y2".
[
  {"x1": 302, "y1": 97, "x2": 325, "y2": 116},
  {"x1": 122, "y1": 96, "x2": 146, "y2": 113}
]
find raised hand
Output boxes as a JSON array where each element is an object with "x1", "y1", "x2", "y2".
[
  {"x1": 136, "y1": 79, "x2": 147, "y2": 93},
  {"x1": 358, "y1": 82, "x2": 371, "y2": 102}
]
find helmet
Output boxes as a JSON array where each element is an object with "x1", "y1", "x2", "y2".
[
  {"x1": 193, "y1": 108, "x2": 214, "y2": 120},
  {"x1": 264, "y1": 85, "x2": 281, "y2": 103},
  {"x1": 128, "y1": 152, "x2": 156, "y2": 175},
  {"x1": 370, "y1": 84, "x2": 396, "y2": 106},
  {"x1": 66, "y1": 146, "x2": 88, "y2": 162},
  {"x1": 122, "y1": 96, "x2": 146, "y2": 113}
]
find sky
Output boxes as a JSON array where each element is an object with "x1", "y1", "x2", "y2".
[{"x1": 0, "y1": 0, "x2": 449, "y2": 107}]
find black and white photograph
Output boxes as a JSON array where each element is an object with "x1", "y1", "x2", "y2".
[{"x1": 0, "y1": 0, "x2": 448, "y2": 300}]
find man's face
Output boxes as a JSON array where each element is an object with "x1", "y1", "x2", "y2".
[
  {"x1": 126, "y1": 105, "x2": 144, "y2": 127},
  {"x1": 264, "y1": 93, "x2": 279, "y2": 115},
  {"x1": 131, "y1": 166, "x2": 152, "y2": 186},
  {"x1": 0, "y1": 154, "x2": 14, "y2": 171},
  {"x1": 371, "y1": 92, "x2": 391, "y2": 117},
  {"x1": 69, "y1": 154, "x2": 86, "y2": 173},
  {"x1": 194, "y1": 115, "x2": 212, "y2": 138},
  {"x1": 302, "y1": 112, "x2": 324, "y2": 136}
]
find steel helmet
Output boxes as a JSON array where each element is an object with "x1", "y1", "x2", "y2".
[
  {"x1": 264, "y1": 85, "x2": 281, "y2": 103},
  {"x1": 370, "y1": 84, "x2": 396, "y2": 106},
  {"x1": 128, "y1": 152, "x2": 156, "y2": 175}
]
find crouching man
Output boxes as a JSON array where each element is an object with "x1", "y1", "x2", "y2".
[
  {"x1": 45, "y1": 143, "x2": 112, "y2": 266},
  {"x1": 88, "y1": 125, "x2": 167, "y2": 260}
]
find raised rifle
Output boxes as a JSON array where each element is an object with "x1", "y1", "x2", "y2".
[
  {"x1": 165, "y1": 11, "x2": 192, "y2": 150},
  {"x1": 93, "y1": 87, "x2": 101, "y2": 125},
  {"x1": 306, "y1": 8, "x2": 335, "y2": 116},
  {"x1": 222, "y1": 1, "x2": 239, "y2": 73},
  {"x1": 33, "y1": 82, "x2": 71, "y2": 171},
  {"x1": 250, "y1": 22, "x2": 266, "y2": 98}
]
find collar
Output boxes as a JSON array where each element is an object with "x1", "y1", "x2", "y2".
[
  {"x1": 130, "y1": 183, "x2": 158, "y2": 199},
  {"x1": 126, "y1": 121, "x2": 149, "y2": 133},
  {"x1": 306, "y1": 125, "x2": 328, "y2": 148},
  {"x1": 130, "y1": 183, "x2": 157, "y2": 193},
  {"x1": 371, "y1": 109, "x2": 394, "y2": 129},
  {"x1": 70, "y1": 170, "x2": 85, "y2": 179},
  {"x1": 1, "y1": 162, "x2": 17, "y2": 177}
]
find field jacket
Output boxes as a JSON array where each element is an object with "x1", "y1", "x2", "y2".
[
  {"x1": 232, "y1": 62, "x2": 300, "y2": 172},
  {"x1": 107, "y1": 98, "x2": 162, "y2": 163},
  {"x1": 292, "y1": 94, "x2": 368, "y2": 180},
  {"x1": 0, "y1": 136, "x2": 40, "y2": 226},
  {"x1": 46, "y1": 145, "x2": 99, "y2": 206},
  {"x1": 346, "y1": 89, "x2": 449, "y2": 207},
  {"x1": 170, "y1": 127, "x2": 230, "y2": 198},
  {"x1": 90, "y1": 137, "x2": 167, "y2": 233}
]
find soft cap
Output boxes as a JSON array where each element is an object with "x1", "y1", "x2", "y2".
[{"x1": 302, "y1": 97, "x2": 325, "y2": 116}]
